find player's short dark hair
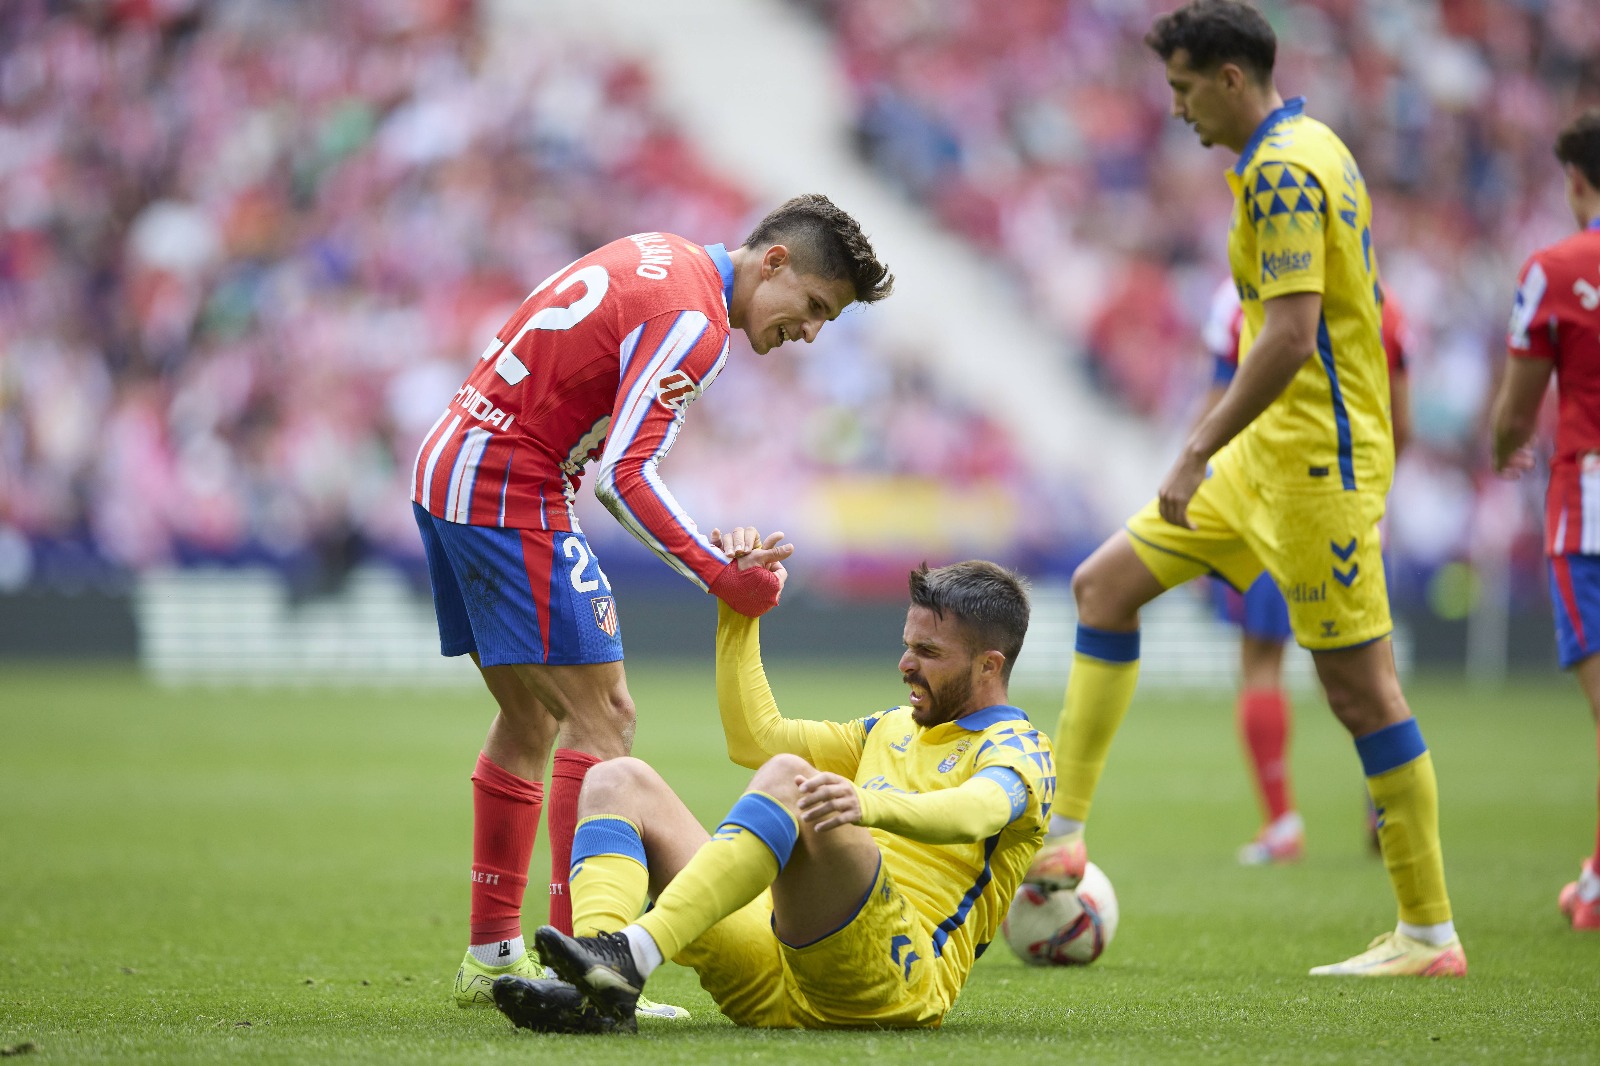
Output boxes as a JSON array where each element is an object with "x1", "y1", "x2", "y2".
[
  {"x1": 743, "y1": 194, "x2": 894, "y2": 305},
  {"x1": 1555, "y1": 109, "x2": 1600, "y2": 190},
  {"x1": 908, "y1": 561, "x2": 1031, "y2": 685},
  {"x1": 1145, "y1": 0, "x2": 1276, "y2": 84}
]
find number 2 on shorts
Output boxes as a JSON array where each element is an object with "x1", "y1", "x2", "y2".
[{"x1": 563, "y1": 536, "x2": 611, "y2": 594}]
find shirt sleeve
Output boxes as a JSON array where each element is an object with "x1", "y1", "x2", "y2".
[
  {"x1": 715, "y1": 602, "x2": 869, "y2": 776},
  {"x1": 853, "y1": 772, "x2": 1018, "y2": 845},
  {"x1": 1249, "y1": 161, "x2": 1327, "y2": 301},
  {"x1": 970, "y1": 724, "x2": 1055, "y2": 831},
  {"x1": 1507, "y1": 255, "x2": 1557, "y2": 360},
  {"x1": 595, "y1": 309, "x2": 731, "y2": 590}
]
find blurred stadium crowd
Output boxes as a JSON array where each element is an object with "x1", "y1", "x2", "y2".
[
  {"x1": 803, "y1": 0, "x2": 1599, "y2": 609},
  {"x1": 3, "y1": 0, "x2": 1597, "y2": 610},
  {"x1": 0, "y1": 0, "x2": 1024, "y2": 597}
]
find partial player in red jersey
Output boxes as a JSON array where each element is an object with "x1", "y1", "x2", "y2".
[
  {"x1": 1490, "y1": 109, "x2": 1600, "y2": 932},
  {"x1": 414, "y1": 194, "x2": 894, "y2": 1007},
  {"x1": 1200, "y1": 277, "x2": 1412, "y2": 865}
]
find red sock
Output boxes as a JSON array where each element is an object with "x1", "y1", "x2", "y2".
[
  {"x1": 548, "y1": 748, "x2": 602, "y2": 935},
  {"x1": 1238, "y1": 688, "x2": 1293, "y2": 823},
  {"x1": 469, "y1": 752, "x2": 544, "y2": 944}
]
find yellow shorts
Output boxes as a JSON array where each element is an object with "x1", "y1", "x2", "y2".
[
  {"x1": 1123, "y1": 456, "x2": 1391, "y2": 650},
  {"x1": 673, "y1": 857, "x2": 947, "y2": 1029}
]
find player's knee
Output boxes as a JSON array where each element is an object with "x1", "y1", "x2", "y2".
[
  {"x1": 748, "y1": 753, "x2": 814, "y2": 800},
  {"x1": 605, "y1": 690, "x2": 637, "y2": 744},
  {"x1": 1072, "y1": 559, "x2": 1129, "y2": 627},
  {"x1": 1322, "y1": 682, "x2": 1402, "y2": 736},
  {"x1": 580, "y1": 756, "x2": 662, "y2": 812}
]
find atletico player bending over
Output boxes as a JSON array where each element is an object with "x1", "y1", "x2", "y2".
[
  {"x1": 490, "y1": 538, "x2": 1052, "y2": 1033},
  {"x1": 1490, "y1": 109, "x2": 1600, "y2": 932},
  {"x1": 410, "y1": 196, "x2": 893, "y2": 1010},
  {"x1": 1028, "y1": 0, "x2": 1464, "y2": 977}
]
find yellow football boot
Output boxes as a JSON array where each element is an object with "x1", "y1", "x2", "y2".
[
  {"x1": 1308, "y1": 931, "x2": 1466, "y2": 977},
  {"x1": 454, "y1": 949, "x2": 542, "y2": 1007}
]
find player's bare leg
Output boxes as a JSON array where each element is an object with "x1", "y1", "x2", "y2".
[
  {"x1": 1236, "y1": 633, "x2": 1301, "y2": 865},
  {"x1": 1308, "y1": 641, "x2": 1463, "y2": 975},
  {"x1": 1558, "y1": 653, "x2": 1600, "y2": 929},
  {"x1": 477, "y1": 661, "x2": 562, "y2": 780},
  {"x1": 1074, "y1": 532, "x2": 1171, "y2": 631},
  {"x1": 1031, "y1": 533, "x2": 1167, "y2": 888}
]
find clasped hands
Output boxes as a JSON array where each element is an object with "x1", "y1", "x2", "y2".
[{"x1": 709, "y1": 525, "x2": 794, "y2": 593}]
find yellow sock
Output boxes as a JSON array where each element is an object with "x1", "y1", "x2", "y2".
[
  {"x1": 1357, "y1": 720, "x2": 1452, "y2": 926},
  {"x1": 1053, "y1": 627, "x2": 1141, "y2": 823},
  {"x1": 636, "y1": 791, "x2": 796, "y2": 961},
  {"x1": 569, "y1": 816, "x2": 650, "y2": 937}
]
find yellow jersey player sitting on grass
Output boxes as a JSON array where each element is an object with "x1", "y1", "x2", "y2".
[{"x1": 489, "y1": 531, "x2": 1053, "y2": 1032}]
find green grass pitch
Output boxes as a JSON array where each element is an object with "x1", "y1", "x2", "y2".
[{"x1": 3, "y1": 661, "x2": 1597, "y2": 1063}]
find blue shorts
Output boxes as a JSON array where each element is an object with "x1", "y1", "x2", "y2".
[
  {"x1": 1209, "y1": 572, "x2": 1292, "y2": 643},
  {"x1": 412, "y1": 503, "x2": 624, "y2": 667},
  {"x1": 1549, "y1": 554, "x2": 1600, "y2": 669}
]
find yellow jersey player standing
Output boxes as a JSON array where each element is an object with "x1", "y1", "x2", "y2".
[
  {"x1": 490, "y1": 534, "x2": 1053, "y2": 1032},
  {"x1": 1027, "y1": 0, "x2": 1464, "y2": 977}
]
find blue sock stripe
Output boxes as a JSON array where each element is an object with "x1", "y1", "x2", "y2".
[
  {"x1": 571, "y1": 815, "x2": 647, "y2": 869},
  {"x1": 1355, "y1": 718, "x2": 1427, "y2": 777},
  {"x1": 719, "y1": 791, "x2": 798, "y2": 870},
  {"x1": 1075, "y1": 625, "x2": 1140, "y2": 663}
]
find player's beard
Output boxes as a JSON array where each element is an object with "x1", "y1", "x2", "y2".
[{"x1": 908, "y1": 669, "x2": 973, "y2": 728}]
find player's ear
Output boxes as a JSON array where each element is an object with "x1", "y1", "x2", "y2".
[
  {"x1": 1567, "y1": 163, "x2": 1593, "y2": 199},
  {"x1": 762, "y1": 244, "x2": 790, "y2": 277},
  {"x1": 979, "y1": 649, "x2": 1006, "y2": 679}
]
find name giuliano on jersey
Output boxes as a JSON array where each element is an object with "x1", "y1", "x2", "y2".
[
  {"x1": 1508, "y1": 219, "x2": 1600, "y2": 556},
  {"x1": 412, "y1": 234, "x2": 735, "y2": 590},
  {"x1": 801, "y1": 704, "x2": 1054, "y2": 1004},
  {"x1": 1223, "y1": 97, "x2": 1393, "y2": 494}
]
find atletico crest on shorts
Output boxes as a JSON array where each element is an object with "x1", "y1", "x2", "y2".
[{"x1": 591, "y1": 596, "x2": 618, "y2": 637}]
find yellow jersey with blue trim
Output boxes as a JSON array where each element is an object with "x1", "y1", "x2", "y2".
[
  {"x1": 1223, "y1": 96, "x2": 1393, "y2": 493},
  {"x1": 849, "y1": 704, "x2": 1054, "y2": 1003}
]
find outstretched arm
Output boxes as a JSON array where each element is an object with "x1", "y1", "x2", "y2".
[
  {"x1": 594, "y1": 311, "x2": 781, "y2": 616},
  {"x1": 716, "y1": 600, "x2": 868, "y2": 775}
]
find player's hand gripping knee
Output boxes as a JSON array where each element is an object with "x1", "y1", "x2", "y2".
[{"x1": 795, "y1": 771, "x2": 863, "y2": 832}]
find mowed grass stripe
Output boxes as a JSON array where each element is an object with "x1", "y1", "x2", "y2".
[{"x1": 1, "y1": 664, "x2": 1596, "y2": 1063}]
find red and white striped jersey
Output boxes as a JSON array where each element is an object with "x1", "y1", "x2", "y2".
[
  {"x1": 1508, "y1": 221, "x2": 1600, "y2": 556},
  {"x1": 413, "y1": 233, "x2": 735, "y2": 590}
]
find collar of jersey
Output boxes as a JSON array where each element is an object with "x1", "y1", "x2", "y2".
[
  {"x1": 704, "y1": 243, "x2": 736, "y2": 308},
  {"x1": 1233, "y1": 95, "x2": 1306, "y2": 176},
  {"x1": 949, "y1": 704, "x2": 1032, "y2": 732}
]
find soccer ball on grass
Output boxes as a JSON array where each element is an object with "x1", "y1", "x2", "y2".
[{"x1": 1002, "y1": 861, "x2": 1119, "y2": 966}]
